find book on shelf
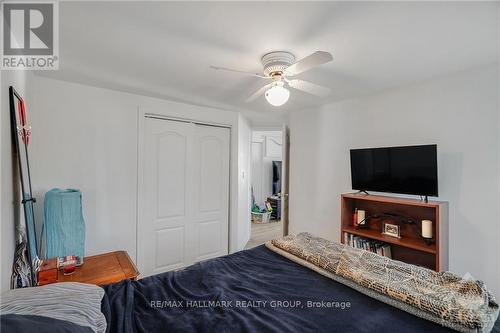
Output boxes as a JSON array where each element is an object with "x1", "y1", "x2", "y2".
[{"x1": 344, "y1": 232, "x2": 392, "y2": 259}]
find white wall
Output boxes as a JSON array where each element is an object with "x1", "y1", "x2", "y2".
[
  {"x1": 23, "y1": 75, "x2": 246, "y2": 272},
  {"x1": 289, "y1": 65, "x2": 500, "y2": 296},
  {"x1": 237, "y1": 114, "x2": 252, "y2": 250},
  {"x1": 1, "y1": 70, "x2": 33, "y2": 292},
  {"x1": 497, "y1": 63, "x2": 500, "y2": 289}
]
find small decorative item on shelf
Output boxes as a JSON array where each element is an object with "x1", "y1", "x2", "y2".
[
  {"x1": 420, "y1": 219, "x2": 434, "y2": 245},
  {"x1": 391, "y1": 214, "x2": 435, "y2": 246},
  {"x1": 421, "y1": 220, "x2": 433, "y2": 238},
  {"x1": 352, "y1": 208, "x2": 358, "y2": 227},
  {"x1": 57, "y1": 255, "x2": 83, "y2": 275},
  {"x1": 382, "y1": 222, "x2": 401, "y2": 238},
  {"x1": 56, "y1": 255, "x2": 84, "y2": 268},
  {"x1": 63, "y1": 264, "x2": 76, "y2": 275},
  {"x1": 357, "y1": 209, "x2": 365, "y2": 224},
  {"x1": 356, "y1": 209, "x2": 368, "y2": 228}
]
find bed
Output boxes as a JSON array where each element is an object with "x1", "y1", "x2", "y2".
[
  {"x1": 2, "y1": 244, "x2": 499, "y2": 333},
  {"x1": 101, "y1": 245, "x2": 498, "y2": 333}
]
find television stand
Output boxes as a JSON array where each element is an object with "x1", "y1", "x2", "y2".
[{"x1": 340, "y1": 193, "x2": 448, "y2": 271}]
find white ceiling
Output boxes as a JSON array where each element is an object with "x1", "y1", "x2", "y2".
[{"x1": 37, "y1": 1, "x2": 499, "y2": 124}]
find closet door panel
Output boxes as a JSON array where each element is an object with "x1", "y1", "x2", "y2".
[
  {"x1": 156, "y1": 132, "x2": 187, "y2": 219},
  {"x1": 140, "y1": 119, "x2": 193, "y2": 276},
  {"x1": 199, "y1": 136, "x2": 224, "y2": 212},
  {"x1": 191, "y1": 125, "x2": 230, "y2": 262}
]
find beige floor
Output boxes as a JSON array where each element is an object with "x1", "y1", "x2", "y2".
[{"x1": 245, "y1": 219, "x2": 283, "y2": 249}]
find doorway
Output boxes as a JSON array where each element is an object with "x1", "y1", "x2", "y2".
[{"x1": 246, "y1": 127, "x2": 289, "y2": 249}]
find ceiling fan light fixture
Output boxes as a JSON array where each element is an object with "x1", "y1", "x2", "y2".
[
  {"x1": 211, "y1": 50, "x2": 333, "y2": 106},
  {"x1": 265, "y1": 82, "x2": 290, "y2": 107}
]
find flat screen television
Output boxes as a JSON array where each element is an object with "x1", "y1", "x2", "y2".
[{"x1": 350, "y1": 144, "x2": 438, "y2": 196}]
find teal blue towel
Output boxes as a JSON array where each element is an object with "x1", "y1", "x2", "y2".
[{"x1": 43, "y1": 189, "x2": 85, "y2": 259}]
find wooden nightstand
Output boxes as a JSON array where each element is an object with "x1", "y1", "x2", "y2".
[{"x1": 38, "y1": 251, "x2": 139, "y2": 286}]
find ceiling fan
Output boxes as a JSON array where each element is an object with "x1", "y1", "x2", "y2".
[{"x1": 210, "y1": 51, "x2": 333, "y2": 107}]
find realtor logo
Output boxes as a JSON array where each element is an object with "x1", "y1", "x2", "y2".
[{"x1": 1, "y1": 1, "x2": 59, "y2": 70}]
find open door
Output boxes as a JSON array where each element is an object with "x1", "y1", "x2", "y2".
[{"x1": 281, "y1": 125, "x2": 290, "y2": 236}]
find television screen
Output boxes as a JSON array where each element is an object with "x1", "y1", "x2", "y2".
[
  {"x1": 272, "y1": 161, "x2": 282, "y2": 195},
  {"x1": 350, "y1": 145, "x2": 438, "y2": 196}
]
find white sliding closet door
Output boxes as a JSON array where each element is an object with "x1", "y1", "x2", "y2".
[
  {"x1": 139, "y1": 117, "x2": 230, "y2": 277},
  {"x1": 191, "y1": 124, "x2": 230, "y2": 263}
]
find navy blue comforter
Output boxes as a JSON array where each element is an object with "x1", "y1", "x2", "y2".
[
  {"x1": 0, "y1": 314, "x2": 94, "y2": 333},
  {"x1": 102, "y1": 245, "x2": 474, "y2": 333}
]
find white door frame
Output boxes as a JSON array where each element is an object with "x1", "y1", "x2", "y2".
[
  {"x1": 137, "y1": 107, "x2": 238, "y2": 274},
  {"x1": 281, "y1": 124, "x2": 290, "y2": 236}
]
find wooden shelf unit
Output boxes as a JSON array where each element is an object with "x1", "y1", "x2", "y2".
[{"x1": 341, "y1": 193, "x2": 448, "y2": 271}]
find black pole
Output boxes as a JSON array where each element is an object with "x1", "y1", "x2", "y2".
[{"x1": 9, "y1": 86, "x2": 37, "y2": 286}]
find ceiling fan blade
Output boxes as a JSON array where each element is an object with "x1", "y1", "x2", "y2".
[
  {"x1": 210, "y1": 65, "x2": 267, "y2": 78},
  {"x1": 284, "y1": 51, "x2": 333, "y2": 76},
  {"x1": 287, "y1": 79, "x2": 331, "y2": 97},
  {"x1": 246, "y1": 83, "x2": 274, "y2": 102}
]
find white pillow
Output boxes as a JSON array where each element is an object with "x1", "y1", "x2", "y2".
[{"x1": 0, "y1": 282, "x2": 106, "y2": 333}]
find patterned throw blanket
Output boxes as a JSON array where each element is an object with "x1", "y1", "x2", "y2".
[{"x1": 266, "y1": 233, "x2": 499, "y2": 333}]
